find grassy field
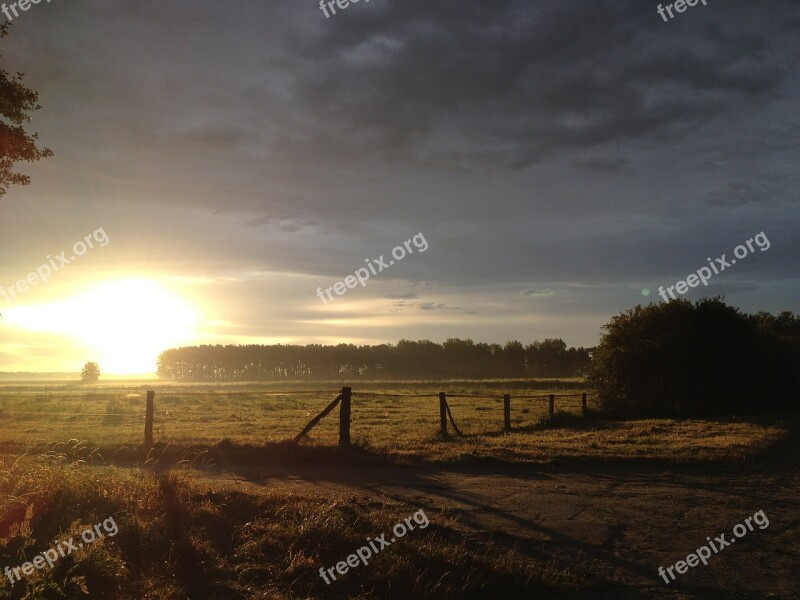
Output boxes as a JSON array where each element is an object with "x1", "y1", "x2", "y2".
[
  {"x1": 1, "y1": 380, "x2": 797, "y2": 599},
  {"x1": 0, "y1": 380, "x2": 792, "y2": 465}
]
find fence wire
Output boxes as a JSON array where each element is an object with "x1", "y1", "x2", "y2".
[{"x1": 0, "y1": 388, "x2": 596, "y2": 448}]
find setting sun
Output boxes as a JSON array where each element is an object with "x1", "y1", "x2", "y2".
[{"x1": 3, "y1": 279, "x2": 198, "y2": 374}]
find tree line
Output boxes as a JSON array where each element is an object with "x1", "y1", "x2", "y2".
[{"x1": 156, "y1": 338, "x2": 593, "y2": 381}]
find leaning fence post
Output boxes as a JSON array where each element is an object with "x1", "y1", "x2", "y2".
[
  {"x1": 549, "y1": 394, "x2": 555, "y2": 417},
  {"x1": 439, "y1": 392, "x2": 448, "y2": 437},
  {"x1": 582, "y1": 392, "x2": 587, "y2": 416},
  {"x1": 144, "y1": 390, "x2": 155, "y2": 448},
  {"x1": 339, "y1": 386, "x2": 352, "y2": 448},
  {"x1": 294, "y1": 393, "x2": 342, "y2": 443},
  {"x1": 503, "y1": 394, "x2": 511, "y2": 432}
]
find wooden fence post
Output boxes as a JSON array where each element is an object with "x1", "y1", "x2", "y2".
[
  {"x1": 549, "y1": 394, "x2": 555, "y2": 417},
  {"x1": 294, "y1": 393, "x2": 343, "y2": 443},
  {"x1": 339, "y1": 386, "x2": 352, "y2": 448},
  {"x1": 144, "y1": 390, "x2": 155, "y2": 448},
  {"x1": 582, "y1": 392, "x2": 587, "y2": 416},
  {"x1": 503, "y1": 394, "x2": 511, "y2": 432},
  {"x1": 439, "y1": 392, "x2": 448, "y2": 437}
]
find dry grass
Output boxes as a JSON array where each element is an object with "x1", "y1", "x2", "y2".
[
  {"x1": 0, "y1": 381, "x2": 792, "y2": 466},
  {"x1": 0, "y1": 381, "x2": 794, "y2": 598},
  {"x1": 431, "y1": 415, "x2": 788, "y2": 464},
  {"x1": 0, "y1": 456, "x2": 596, "y2": 599}
]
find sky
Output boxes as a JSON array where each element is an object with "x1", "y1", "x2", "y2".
[{"x1": 0, "y1": 0, "x2": 798, "y2": 374}]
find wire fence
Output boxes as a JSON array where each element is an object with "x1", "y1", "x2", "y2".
[{"x1": 0, "y1": 386, "x2": 597, "y2": 449}]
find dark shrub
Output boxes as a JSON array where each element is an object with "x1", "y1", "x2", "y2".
[{"x1": 589, "y1": 298, "x2": 800, "y2": 417}]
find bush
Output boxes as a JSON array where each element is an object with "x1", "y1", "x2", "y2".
[{"x1": 589, "y1": 298, "x2": 800, "y2": 417}]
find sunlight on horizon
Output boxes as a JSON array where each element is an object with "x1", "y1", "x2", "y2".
[{"x1": 4, "y1": 278, "x2": 199, "y2": 374}]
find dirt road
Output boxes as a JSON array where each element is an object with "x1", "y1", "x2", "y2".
[{"x1": 196, "y1": 459, "x2": 799, "y2": 599}]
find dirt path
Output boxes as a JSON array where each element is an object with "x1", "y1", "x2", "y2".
[{"x1": 195, "y1": 461, "x2": 799, "y2": 599}]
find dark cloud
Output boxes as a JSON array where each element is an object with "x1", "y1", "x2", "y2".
[
  {"x1": 0, "y1": 0, "x2": 797, "y2": 357},
  {"x1": 418, "y1": 302, "x2": 447, "y2": 311},
  {"x1": 704, "y1": 181, "x2": 774, "y2": 207},
  {"x1": 168, "y1": 127, "x2": 262, "y2": 153},
  {"x1": 571, "y1": 156, "x2": 630, "y2": 173},
  {"x1": 269, "y1": 0, "x2": 795, "y2": 169},
  {"x1": 520, "y1": 289, "x2": 557, "y2": 297}
]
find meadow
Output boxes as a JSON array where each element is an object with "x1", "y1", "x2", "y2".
[
  {"x1": 0, "y1": 379, "x2": 790, "y2": 465},
  {"x1": 1, "y1": 380, "x2": 798, "y2": 599}
]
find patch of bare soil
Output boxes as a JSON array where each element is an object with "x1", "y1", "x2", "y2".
[{"x1": 192, "y1": 439, "x2": 800, "y2": 599}]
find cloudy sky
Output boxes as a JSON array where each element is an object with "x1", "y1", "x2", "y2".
[{"x1": 0, "y1": 0, "x2": 798, "y2": 373}]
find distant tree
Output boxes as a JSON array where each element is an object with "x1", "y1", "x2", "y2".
[
  {"x1": 81, "y1": 362, "x2": 100, "y2": 384},
  {"x1": 0, "y1": 23, "x2": 53, "y2": 198},
  {"x1": 156, "y1": 338, "x2": 593, "y2": 382}
]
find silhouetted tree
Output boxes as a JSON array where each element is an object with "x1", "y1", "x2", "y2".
[
  {"x1": 81, "y1": 362, "x2": 100, "y2": 384},
  {"x1": 500, "y1": 341, "x2": 526, "y2": 377},
  {"x1": 156, "y1": 338, "x2": 591, "y2": 381},
  {"x1": 0, "y1": 24, "x2": 53, "y2": 198},
  {"x1": 590, "y1": 299, "x2": 800, "y2": 417}
]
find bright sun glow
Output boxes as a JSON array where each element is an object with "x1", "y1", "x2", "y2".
[{"x1": 4, "y1": 279, "x2": 198, "y2": 374}]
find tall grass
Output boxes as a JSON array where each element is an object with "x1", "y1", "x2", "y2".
[{"x1": 0, "y1": 454, "x2": 596, "y2": 599}]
